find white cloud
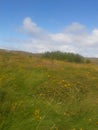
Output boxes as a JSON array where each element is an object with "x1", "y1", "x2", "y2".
[
  {"x1": 50, "y1": 22, "x2": 98, "y2": 48},
  {"x1": 64, "y1": 22, "x2": 87, "y2": 34},
  {"x1": 19, "y1": 17, "x2": 50, "y2": 40},
  {"x1": 50, "y1": 33, "x2": 72, "y2": 43},
  {"x1": 20, "y1": 17, "x2": 41, "y2": 35},
  {"x1": 86, "y1": 29, "x2": 98, "y2": 45},
  {"x1": 1, "y1": 17, "x2": 98, "y2": 57}
]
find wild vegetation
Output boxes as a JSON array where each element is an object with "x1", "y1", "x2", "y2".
[
  {"x1": 0, "y1": 49, "x2": 98, "y2": 130},
  {"x1": 40, "y1": 51, "x2": 90, "y2": 63}
]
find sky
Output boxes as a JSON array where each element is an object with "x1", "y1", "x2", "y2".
[{"x1": 0, "y1": 0, "x2": 98, "y2": 57}]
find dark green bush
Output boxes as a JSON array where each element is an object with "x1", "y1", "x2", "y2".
[{"x1": 41, "y1": 51, "x2": 85, "y2": 63}]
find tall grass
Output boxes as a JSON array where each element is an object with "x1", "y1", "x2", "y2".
[{"x1": 0, "y1": 50, "x2": 97, "y2": 130}]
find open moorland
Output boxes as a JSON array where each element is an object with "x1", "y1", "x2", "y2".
[{"x1": 0, "y1": 50, "x2": 98, "y2": 130}]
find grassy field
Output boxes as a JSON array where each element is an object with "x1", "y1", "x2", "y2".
[{"x1": 0, "y1": 50, "x2": 98, "y2": 130}]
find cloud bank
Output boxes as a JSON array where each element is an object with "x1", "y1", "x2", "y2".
[{"x1": 2, "y1": 17, "x2": 98, "y2": 57}]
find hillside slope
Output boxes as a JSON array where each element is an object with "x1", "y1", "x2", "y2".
[{"x1": 0, "y1": 50, "x2": 98, "y2": 130}]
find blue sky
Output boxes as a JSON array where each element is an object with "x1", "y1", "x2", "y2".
[{"x1": 0, "y1": 0, "x2": 98, "y2": 57}]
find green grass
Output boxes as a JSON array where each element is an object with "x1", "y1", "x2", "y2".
[{"x1": 0, "y1": 50, "x2": 98, "y2": 130}]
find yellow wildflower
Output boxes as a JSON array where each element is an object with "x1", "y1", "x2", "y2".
[{"x1": 96, "y1": 122, "x2": 98, "y2": 125}]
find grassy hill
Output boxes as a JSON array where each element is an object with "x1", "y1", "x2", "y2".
[{"x1": 0, "y1": 50, "x2": 98, "y2": 130}]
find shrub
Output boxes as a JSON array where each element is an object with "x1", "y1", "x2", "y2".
[{"x1": 41, "y1": 51, "x2": 85, "y2": 63}]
